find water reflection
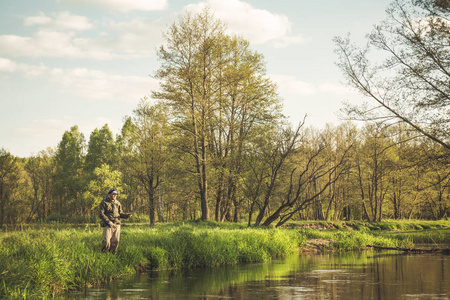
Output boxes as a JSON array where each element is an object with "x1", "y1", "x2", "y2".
[{"x1": 67, "y1": 252, "x2": 449, "y2": 299}]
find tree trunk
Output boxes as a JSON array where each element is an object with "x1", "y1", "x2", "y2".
[{"x1": 148, "y1": 188, "x2": 155, "y2": 226}]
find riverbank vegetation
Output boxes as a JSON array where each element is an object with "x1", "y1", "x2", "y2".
[
  {"x1": 2, "y1": 220, "x2": 449, "y2": 299},
  {"x1": 1, "y1": 222, "x2": 299, "y2": 298}
]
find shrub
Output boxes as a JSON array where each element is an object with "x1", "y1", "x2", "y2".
[
  {"x1": 146, "y1": 247, "x2": 167, "y2": 269},
  {"x1": 45, "y1": 213, "x2": 69, "y2": 223}
]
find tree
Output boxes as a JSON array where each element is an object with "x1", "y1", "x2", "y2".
[
  {"x1": 252, "y1": 124, "x2": 303, "y2": 226},
  {"x1": 128, "y1": 99, "x2": 171, "y2": 225},
  {"x1": 153, "y1": 8, "x2": 226, "y2": 220},
  {"x1": 85, "y1": 124, "x2": 115, "y2": 173},
  {"x1": 413, "y1": 141, "x2": 450, "y2": 219},
  {"x1": 53, "y1": 125, "x2": 85, "y2": 215},
  {"x1": 116, "y1": 117, "x2": 141, "y2": 216},
  {"x1": 24, "y1": 148, "x2": 54, "y2": 221},
  {"x1": 261, "y1": 130, "x2": 352, "y2": 227},
  {"x1": 153, "y1": 7, "x2": 283, "y2": 221},
  {"x1": 334, "y1": 0, "x2": 450, "y2": 150},
  {"x1": 210, "y1": 35, "x2": 282, "y2": 222},
  {"x1": 356, "y1": 123, "x2": 398, "y2": 221},
  {"x1": 82, "y1": 164, "x2": 125, "y2": 221},
  {"x1": 316, "y1": 122, "x2": 358, "y2": 221},
  {"x1": 0, "y1": 149, "x2": 20, "y2": 226},
  {"x1": 380, "y1": 123, "x2": 420, "y2": 219}
]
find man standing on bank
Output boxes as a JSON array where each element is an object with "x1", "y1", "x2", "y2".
[{"x1": 99, "y1": 188, "x2": 132, "y2": 254}]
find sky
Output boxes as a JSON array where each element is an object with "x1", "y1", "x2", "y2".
[{"x1": 0, "y1": 0, "x2": 393, "y2": 157}]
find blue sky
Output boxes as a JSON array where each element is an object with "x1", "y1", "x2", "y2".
[{"x1": 0, "y1": 0, "x2": 392, "y2": 157}]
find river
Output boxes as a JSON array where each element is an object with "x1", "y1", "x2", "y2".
[{"x1": 66, "y1": 251, "x2": 449, "y2": 299}]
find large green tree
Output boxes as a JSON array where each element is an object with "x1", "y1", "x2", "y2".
[
  {"x1": 153, "y1": 7, "x2": 283, "y2": 221},
  {"x1": 127, "y1": 99, "x2": 171, "y2": 225},
  {"x1": 84, "y1": 124, "x2": 115, "y2": 173},
  {"x1": 153, "y1": 8, "x2": 225, "y2": 220},
  {"x1": 53, "y1": 125, "x2": 85, "y2": 215},
  {"x1": 210, "y1": 35, "x2": 282, "y2": 222}
]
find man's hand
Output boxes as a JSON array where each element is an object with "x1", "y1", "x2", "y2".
[{"x1": 109, "y1": 221, "x2": 116, "y2": 228}]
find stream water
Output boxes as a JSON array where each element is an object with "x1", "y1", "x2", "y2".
[{"x1": 66, "y1": 251, "x2": 449, "y2": 299}]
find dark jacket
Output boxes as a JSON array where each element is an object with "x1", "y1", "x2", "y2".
[{"x1": 99, "y1": 197, "x2": 130, "y2": 227}]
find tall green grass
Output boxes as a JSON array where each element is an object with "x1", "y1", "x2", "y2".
[
  {"x1": 348, "y1": 220, "x2": 450, "y2": 231},
  {"x1": 371, "y1": 229, "x2": 450, "y2": 244},
  {"x1": 300, "y1": 228, "x2": 412, "y2": 251},
  {"x1": 0, "y1": 222, "x2": 302, "y2": 299},
  {"x1": 343, "y1": 220, "x2": 450, "y2": 245},
  {"x1": 286, "y1": 219, "x2": 450, "y2": 231}
]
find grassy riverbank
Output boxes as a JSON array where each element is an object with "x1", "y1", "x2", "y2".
[{"x1": 1, "y1": 220, "x2": 448, "y2": 299}]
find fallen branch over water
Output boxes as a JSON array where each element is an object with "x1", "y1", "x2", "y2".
[{"x1": 367, "y1": 245, "x2": 450, "y2": 254}]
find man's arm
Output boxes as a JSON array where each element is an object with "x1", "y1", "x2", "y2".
[
  {"x1": 119, "y1": 203, "x2": 132, "y2": 218},
  {"x1": 120, "y1": 213, "x2": 132, "y2": 218}
]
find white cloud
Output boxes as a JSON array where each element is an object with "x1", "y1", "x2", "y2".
[
  {"x1": 271, "y1": 75, "x2": 356, "y2": 97},
  {"x1": 272, "y1": 35, "x2": 305, "y2": 49},
  {"x1": 0, "y1": 31, "x2": 119, "y2": 59},
  {"x1": 0, "y1": 31, "x2": 130, "y2": 60},
  {"x1": 0, "y1": 58, "x2": 158, "y2": 102},
  {"x1": 2, "y1": 0, "x2": 301, "y2": 61},
  {"x1": 0, "y1": 16, "x2": 163, "y2": 60},
  {"x1": 17, "y1": 118, "x2": 75, "y2": 138},
  {"x1": 49, "y1": 67, "x2": 156, "y2": 102},
  {"x1": 318, "y1": 83, "x2": 356, "y2": 95},
  {"x1": 271, "y1": 74, "x2": 316, "y2": 96},
  {"x1": 24, "y1": 11, "x2": 92, "y2": 31},
  {"x1": 58, "y1": 0, "x2": 168, "y2": 12},
  {"x1": 109, "y1": 18, "x2": 166, "y2": 54},
  {"x1": 185, "y1": 0, "x2": 303, "y2": 47},
  {"x1": 0, "y1": 57, "x2": 18, "y2": 72},
  {"x1": 0, "y1": 57, "x2": 48, "y2": 77}
]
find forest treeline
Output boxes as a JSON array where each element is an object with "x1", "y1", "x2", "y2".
[
  {"x1": 1, "y1": 120, "x2": 448, "y2": 227},
  {"x1": 1, "y1": 0, "x2": 449, "y2": 226}
]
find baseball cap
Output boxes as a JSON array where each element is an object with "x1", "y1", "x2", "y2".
[{"x1": 108, "y1": 188, "x2": 118, "y2": 195}]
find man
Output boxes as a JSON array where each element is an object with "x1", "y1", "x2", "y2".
[{"x1": 99, "y1": 188, "x2": 132, "y2": 254}]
